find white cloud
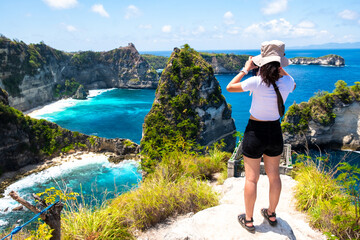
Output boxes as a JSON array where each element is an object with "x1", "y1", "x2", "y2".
[
  {"x1": 244, "y1": 18, "x2": 328, "y2": 38},
  {"x1": 92, "y1": 4, "x2": 110, "y2": 18},
  {"x1": 192, "y1": 26, "x2": 205, "y2": 35},
  {"x1": 139, "y1": 24, "x2": 152, "y2": 29},
  {"x1": 162, "y1": 25, "x2": 172, "y2": 33},
  {"x1": 261, "y1": 0, "x2": 287, "y2": 15},
  {"x1": 224, "y1": 11, "x2": 235, "y2": 25},
  {"x1": 297, "y1": 20, "x2": 315, "y2": 28},
  {"x1": 338, "y1": 9, "x2": 359, "y2": 20},
  {"x1": 125, "y1": 5, "x2": 141, "y2": 19},
  {"x1": 66, "y1": 25, "x2": 77, "y2": 32},
  {"x1": 227, "y1": 27, "x2": 241, "y2": 35},
  {"x1": 213, "y1": 34, "x2": 224, "y2": 39},
  {"x1": 43, "y1": 0, "x2": 77, "y2": 9}
]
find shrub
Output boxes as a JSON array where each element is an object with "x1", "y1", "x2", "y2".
[
  {"x1": 293, "y1": 158, "x2": 360, "y2": 239},
  {"x1": 282, "y1": 81, "x2": 360, "y2": 134}
]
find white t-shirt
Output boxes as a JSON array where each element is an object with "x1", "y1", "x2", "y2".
[{"x1": 241, "y1": 75, "x2": 295, "y2": 121}]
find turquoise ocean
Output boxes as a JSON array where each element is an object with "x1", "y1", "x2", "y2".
[{"x1": 1, "y1": 48, "x2": 360, "y2": 230}]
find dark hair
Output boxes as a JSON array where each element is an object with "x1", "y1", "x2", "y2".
[{"x1": 260, "y1": 61, "x2": 280, "y2": 87}]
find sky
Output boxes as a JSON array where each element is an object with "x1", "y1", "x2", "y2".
[{"x1": 1, "y1": 0, "x2": 360, "y2": 52}]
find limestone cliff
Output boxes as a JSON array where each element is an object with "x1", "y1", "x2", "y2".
[
  {"x1": 0, "y1": 36, "x2": 158, "y2": 111},
  {"x1": 282, "y1": 80, "x2": 360, "y2": 150},
  {"x1": 290, "y1": 54, "x2": 345, "y2": 66},
  {"x1": 0, "y1": 88, "x2": 139, "y2": 176},
  {"x1": 200, "y1": 53, "x2": 248, "y2": 74},
  {"x1": 142, "y1": 53, "x2": 249, "y2": 74},
  {"x1": 141, "y1": 45, "x2": 236, "y2": 166}
]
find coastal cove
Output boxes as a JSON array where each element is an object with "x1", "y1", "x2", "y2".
[
  {"x1": 1, "y1": 47, "x2": 360, "y2": 236},
  {"x1": 28, "y1": 49, "x2": 360, "y2": 143}
]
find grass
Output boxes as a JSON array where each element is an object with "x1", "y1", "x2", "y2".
[
  {"x1": 59, "y1": 147, "x2": 229, "y2": 239},
  {"x1": 292, "y1": 158, "x2": 360, "y2": 239}
]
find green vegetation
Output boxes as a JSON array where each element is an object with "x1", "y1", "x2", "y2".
[
  {"x1": 0, "y1": 100, "x2": 92, "y2": 157},
  {"x1": 141, "y1": 54, "x2": 169, "y2": 69},
  {"x1": 71, "y1": 51, "x2": 102, "y2": 66},
  {"x1": 141, "y1": 52, "x2": 249, "y2": 73},
  {"x1": 123, "y1": 139, "x2": 134, "y2": 147},
  {"x1": 282, "y1": 80, "x2": 360, "y2": 134},
  {"x1": 0, "y1": 36, "x2": 69, "y2": 97},
  {"x1": 141, "y1": 44, "x2": 228, "y2": 173},
  {"x1": 290, "y1": 54, "x2": 341, "y2": 60},
  {"x1": 200, "y1": 52, "x2": 249, "y2": 73},
  {"x1": 293, "y1": 157, "x2": 360, "y2": 239},
  {"x1": 53, "y1": 78, "x2": 81, "y2": 99}
]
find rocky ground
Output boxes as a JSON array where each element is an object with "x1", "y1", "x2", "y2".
[{"x1": 136, "y1": 175, "x2": 326, "y2": 240}]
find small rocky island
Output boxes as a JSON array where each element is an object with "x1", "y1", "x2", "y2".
[{"x1": 290, "y1": 54, "x2": 345, "y2": 66}]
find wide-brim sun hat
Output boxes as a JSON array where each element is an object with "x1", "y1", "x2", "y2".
[{"x1": 252, "y1": 40, "x2": 290, "y2": 67}]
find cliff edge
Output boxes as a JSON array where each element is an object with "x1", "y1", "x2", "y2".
[
  {"x1": 0, "y1": 36, "x2": 158, "y2": 111},
  {"x1": 137, "y1": 175, "x2": 326, "y2": 240},
  {"x1": 282, "y1": 80, "x2": 360, "y2": 150}
]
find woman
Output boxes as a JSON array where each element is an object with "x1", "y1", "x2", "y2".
[{"x1": 226, "y1": 40, "x2": 296, "y2": 233}]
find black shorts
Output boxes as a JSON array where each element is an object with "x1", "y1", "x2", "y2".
[{"x1": 241, "y1": 119, "x2": 283, "y2": 159}]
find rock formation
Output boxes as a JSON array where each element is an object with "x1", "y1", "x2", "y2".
[
  {"x1": 282, "y1": 81, "x2": 360, "y2": 150},
  {"x1": 290, "y1": 55, "x2": 345, "y2": 66},
  {"x1": 284, "y1": 101, "x2": 360, "y2": 150},
  {"x1": 73, "y1": 85, "x2": 88, "y2": 99},
  {"x1": 0, "y1": 36, "x2": 158, "y2": 111},
  {"x1": 142, "y1": 53, "x2": 249, "y2": 74},
  {"x1": 141, "y1": 45, "x2": 236, "y2": 163},
  {"x1": 0, "y1": 88, "x2": 139, "y2": 176},
  {"x1": 200, "y1": 53, "x2": 248, "y2": 74}
]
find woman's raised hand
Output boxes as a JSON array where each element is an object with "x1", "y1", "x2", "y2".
[{"x1": 244, "y1": 56, "x2": 258, "y2": 72}]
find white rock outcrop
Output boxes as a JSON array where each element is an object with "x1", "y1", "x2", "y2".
[
  {"x1": 137, "y1": 175, "x2": 326, "y2": 240},
  {"x1": 290, "y1": 55, "x2": 345, "y2": 66}
]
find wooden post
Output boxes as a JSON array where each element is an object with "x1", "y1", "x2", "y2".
[{"x1": 9, "y1": 191, "x2": 64, "y2": 240}]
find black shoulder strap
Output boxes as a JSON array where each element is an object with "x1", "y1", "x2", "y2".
[{"x1": 271, "y1": 82, "x2": 285, "y2": 120}]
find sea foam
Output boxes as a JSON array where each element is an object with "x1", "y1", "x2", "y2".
[
  {"x1": 26, "y1": 98, "x2": 78, "y2": 119},
  {"x1": 0, "y1": 154, "x2": 139, "y2": 214},
  {"x1": 88, "y1": 88, "x2": 115, "y2": 98},
  {"x1": 0, "y1": 219, "x2": 8, "y2": 227},
  {"x1": 26, "y1": 88, "x2": 116, "y2": 119}
]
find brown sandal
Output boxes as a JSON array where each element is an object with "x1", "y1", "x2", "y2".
[
  {"x1": 261, "y1": 208, "x2": 277, "y2": 226},
  {"x1": 238, "y1": 214, "x2": 255, "y2": 233}
]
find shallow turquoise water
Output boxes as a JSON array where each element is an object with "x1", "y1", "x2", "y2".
[{"x1": 0, "y1": 155, "x2": 142, "y2": 230}]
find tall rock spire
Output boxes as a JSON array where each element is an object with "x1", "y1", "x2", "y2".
[{"x1": 141, "y1": 44, "x2": 236, "y2": 164}]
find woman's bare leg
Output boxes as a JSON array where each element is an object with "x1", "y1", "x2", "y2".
[
  {"x1": 243, "y1": 156, "x2": 261, "y2": 226},
  {"x1": 263, "y1": 154, "x2": 281, "y2": 221}
]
